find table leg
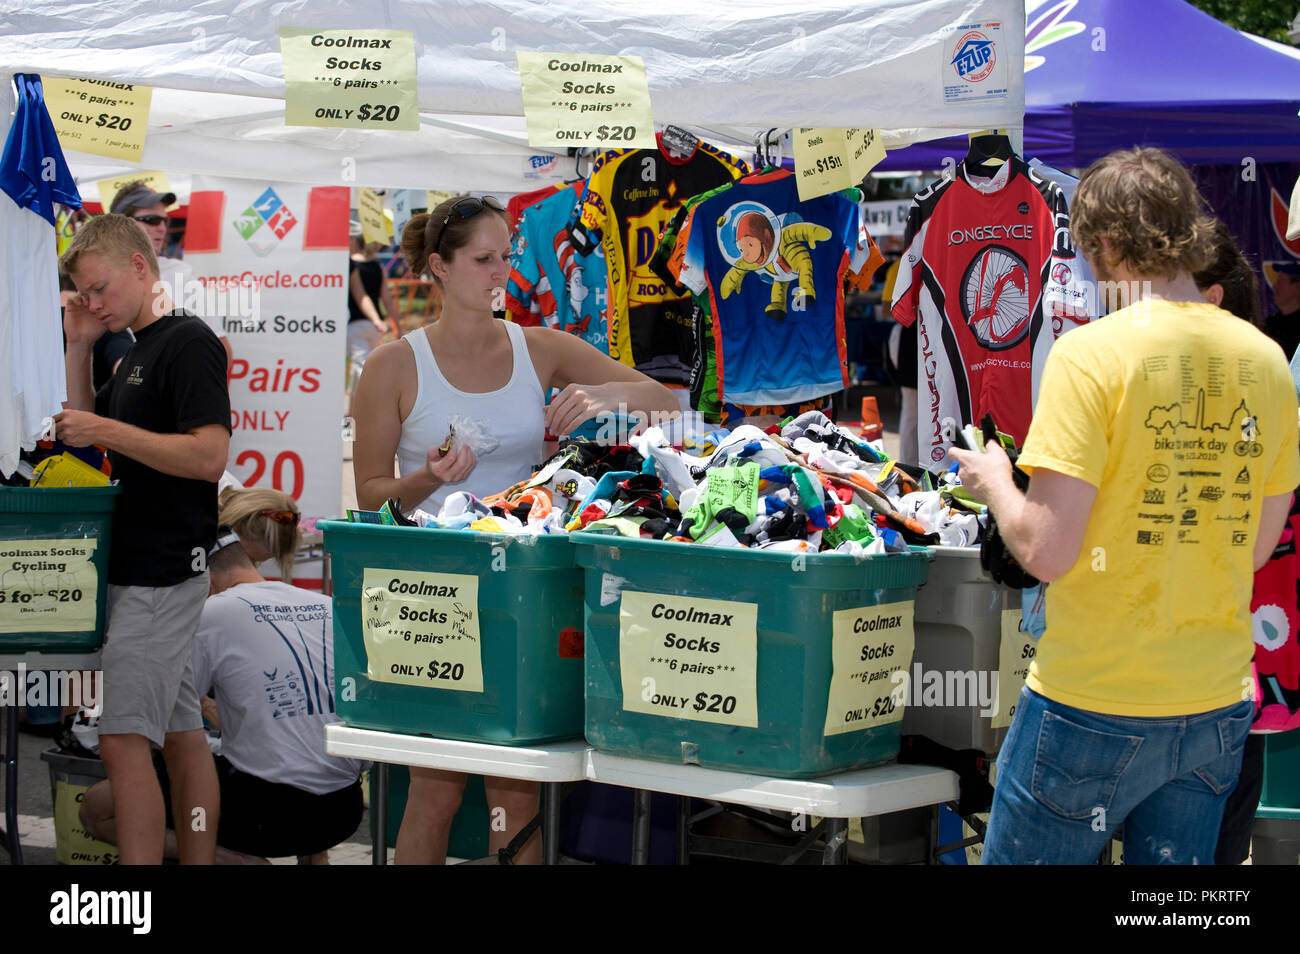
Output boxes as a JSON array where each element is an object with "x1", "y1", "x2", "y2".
[
  {"x1": 1, "y1": 706, "x2": 21, "y2": 864},
  {"x1": 676, "y1": 796, "x2": 690, "y2": 865},
  {"x1": 372, "y1": 763, "x2": 388, "y2": 866},
  {"x1": 631, "y1": 789, "x2": 652, "y2": 865},
  {"x1": 822, "y1": 817, "x2": 847, "y2": 865},
  {"x1": 928, "y1": 804, "x2": 940, "y2": 865},
  {"x1": 543, "y1": 782, "x2": 561, "y2": 866}
]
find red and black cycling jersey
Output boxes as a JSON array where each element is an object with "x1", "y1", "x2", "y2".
[{"x1": 891, "y1": 156, "x2": 1085, "y2": 464}]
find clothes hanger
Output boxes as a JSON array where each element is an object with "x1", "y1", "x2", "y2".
[
  {"x1": 754, "y1": 128, "x2": 779, "y2": 172},
  {"x1": 565, "y1": 147, "x2": 584, "y2": 184},
  {"x1": 965, "y1": 130, "x2": 1013, "y2": 176}
]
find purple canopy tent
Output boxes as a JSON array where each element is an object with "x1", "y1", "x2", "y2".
[{"x1": 879, "y1": 0, "x2": 1300, "y2": 171}]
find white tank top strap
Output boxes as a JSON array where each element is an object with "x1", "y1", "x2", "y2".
[
  {"x1": 503, "y1": 318, "x2": 545, "y2": 397},
  {"x1": 403, "y1": 326, "x2": 438, "y2": 394}
]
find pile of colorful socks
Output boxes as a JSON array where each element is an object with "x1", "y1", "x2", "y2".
[{"x1": 403, "y1": 410, "x2": 986, "y2": 554}]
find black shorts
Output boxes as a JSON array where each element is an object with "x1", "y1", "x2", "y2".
[
  {"x1": 158, "y1": 753, "x2": 363, "y2": 858},
  {"x1": 1215, "y1": 733, "x2": 1266, "y2": 865}
]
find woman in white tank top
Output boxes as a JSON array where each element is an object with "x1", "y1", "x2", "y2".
[{"x1": 350, "y1": 195, "x2": 677, "y2": 864}]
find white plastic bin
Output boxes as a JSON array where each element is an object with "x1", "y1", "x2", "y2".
[{"x1": 901, "y1": 547, "x2": 1016, "y2": 756}]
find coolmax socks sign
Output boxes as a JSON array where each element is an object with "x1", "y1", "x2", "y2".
[
  {"x1": 0, "y1": 539, "x2": 98, "y2": 634},
  {"x1": 516, "y1": 52, "x2": 656, "y2": 149},
  {"x1": 619, "y1": 590, "x2": 758, "y2": 728},
  {"x1": 185, "y1": 176, "x2": 349, "y2": 519},
  {"x1": 824, "y1": 601, "x2": 915, "y2": 736},
  {"x1": 360, "y1": 569, "x2": 483, "y2": 692},
  {"x1": 279, "y1": 27, "x2": 419, "y2": 131},
  {"x1": 44, "y1": 77, "x2": 152, "y2": 163},
  {"x1": 991, "y1": 605, "x2": 1033, "y2": 729}
]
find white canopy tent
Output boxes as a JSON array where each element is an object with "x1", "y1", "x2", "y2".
[
  {"x1": 0, "y1": 0, "x2": 1025, "y2": 472},
  {"x1": 2, "y1": 0, "x2": 1026, "y2": 193}
]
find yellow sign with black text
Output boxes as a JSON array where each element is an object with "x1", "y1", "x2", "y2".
[
  {"x1": 0, "y1": 538, "x2": 98, "y2": 634},
  {"x1": 845, "y1": 128, "x2": 887, "y2": 181},
  {"x1": 54, "y1": 781, "x2": 119, "y2": 866},
  {"x1": 360, "y1": 569, "x2": 483, "y2": 692},
  {"x1": 358, "y1": 188, "x2": 390, "y2": 245},
  {"x1": 991, "y1": 607, "x2": 1033, "y2": 729},
  {"x1": 44, "y1": 78, "x2": 152, "y2": 163},
  {"x1": 517, "y1": 52, "x2": 656, "y2": 149},
  {"x1": 824, "y1": 601, "x2": 915, "y2": 736},
  {"x1": 792, "y1": 128, "x2": 852, "y2": 202},
  {"x1": 618, "y1": 590, "x2": 758, "y2": 728},
  {"x1": 793, "y1": 127, "x2": 886, "y2": 202},
  {"x1": 280, "y1": 27, "x2": 419, "y2": 131}
]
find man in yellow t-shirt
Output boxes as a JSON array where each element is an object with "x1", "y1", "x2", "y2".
[{"x1": 952, "y1": 148, "x2": 1300, "y2": 866}]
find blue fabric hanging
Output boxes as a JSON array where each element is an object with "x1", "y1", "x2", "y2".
[{"x1": 0, "y1": 73, "x2": 81, "y2": 225}]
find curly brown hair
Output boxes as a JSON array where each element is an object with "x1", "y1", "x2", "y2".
[{"x1": 1072, "y1": 148, "x2": 1215, "y2": 280}]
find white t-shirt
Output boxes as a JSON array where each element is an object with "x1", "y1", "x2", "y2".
[{"x1": 192, "y1": 580, "x2": 365, "y2": 795}]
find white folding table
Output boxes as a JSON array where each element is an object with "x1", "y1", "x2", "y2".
[
  {"x1": 583, "y1": 751, "x2": 961, "y2": 864},
  {"x1": 323, "y1": 724, "x2": 590, "y2": 865},
  {"x1": 323, "y1": 724, "x2": 963, "y2": 865}
]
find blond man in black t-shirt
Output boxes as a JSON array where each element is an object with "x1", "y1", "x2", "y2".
[{"x1": 56, "y1": 214, "x2": 231, "y2": 865}]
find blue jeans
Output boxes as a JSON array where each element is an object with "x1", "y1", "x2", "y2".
[{"x1": 983, "y1": 688, "x2": 1253, "y2": 865}]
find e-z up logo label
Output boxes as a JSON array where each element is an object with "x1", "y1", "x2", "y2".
[{"x1": 951, "y1": 31, "x2": 996, "y2": 82}]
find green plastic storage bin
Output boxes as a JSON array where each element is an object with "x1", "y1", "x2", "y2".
[
  {"x1": 0, "y1": 486, "x2": 121, "y2": 654},
  {"x1": 1252, "y1": 731, "x2": 1300, "y2": 864},
  {"x1": 1257, "y1": 731, "x2": 1300, "y2": 821},
  {"x1": 322, "y1": 521, "x2": 585, "y2": 744},
  {"x1": 572, "y1": 533, "x2": 933, "y2": 778}
]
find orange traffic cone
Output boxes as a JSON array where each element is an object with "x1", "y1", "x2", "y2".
[{"x1": 860, "y1": 396, "x2": 883, "y2": 442}]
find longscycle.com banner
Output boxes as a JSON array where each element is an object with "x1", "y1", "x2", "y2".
[{"x1": 184, "y1": 176, "x2": 349, "y2": 519}]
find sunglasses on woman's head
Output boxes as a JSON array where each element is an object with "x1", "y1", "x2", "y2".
[
  {"x1": 132, "y1": 214, "x2": 167, "y2": 226},
  {"x1": 261, "y1": 509, "x2": 299, "y2": 526},
  {"x1": 431, "y1": 196, "x2": 506, "y2": 256}
]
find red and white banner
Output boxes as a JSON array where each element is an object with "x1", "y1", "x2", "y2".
[{"x1": 184, "y1": 177, "x2": 349, "y2": 519}]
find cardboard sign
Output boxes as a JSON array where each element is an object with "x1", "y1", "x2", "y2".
[{"x1": 792, "y1": 128, "x2": 852, "y2": 202}]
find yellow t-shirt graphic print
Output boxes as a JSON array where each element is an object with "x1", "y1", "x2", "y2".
[{"x1": 1017, "y1": 300, "x2": 1300, "y2": 716}]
